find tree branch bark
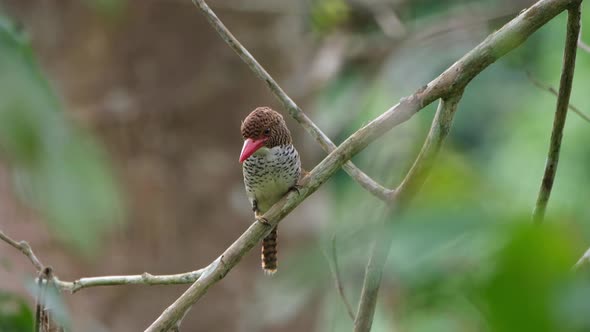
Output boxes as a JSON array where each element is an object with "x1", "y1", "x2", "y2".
[
  {"x1": 533, "y1": 2, "x2": 581, "y2": 223},
  {"x1": 146, "y1": 1, "x2": 580, "y2": 330}
]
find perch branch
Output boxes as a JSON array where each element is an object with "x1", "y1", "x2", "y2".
[
  {"x1": 533, "y1": 3, "x2": 581, "y2": 223},
  {"x1": 324, "y1": 235, "x2": 355, "y2": 320},
  {"x1": 191, "y1": 0, "x2": 394, "y2": 202},
  {"x1": 146, "y1": 0, "x2": 578, "y2": 330},
  {"x1": 354, "y1": 95, "x2": 463, "y2": 332},
  {"x1": 526, "y1": 71, "x2": 590, "y2": 123}
]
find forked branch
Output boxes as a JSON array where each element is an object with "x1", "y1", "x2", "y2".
[
  {"x1": 190, "y1": 0, "x2": 394, "y2": 202},
  {"x1": 0, "y1": 230, "x2": 206, "y2": 293},
  {"x1": 147, "y1": 0, "x2": 579, "y2": 330},
  {"x1": 354, "y1": 94, "x2": 463, "y2": 332}
]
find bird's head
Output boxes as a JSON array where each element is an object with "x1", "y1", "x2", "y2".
[{"x1": 239, "y1": 107, "x2": 292, "y2": 163}]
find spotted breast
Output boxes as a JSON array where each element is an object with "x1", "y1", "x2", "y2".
[{"x1": 239, "y1": 107, "x2": 301, "y2": 274}]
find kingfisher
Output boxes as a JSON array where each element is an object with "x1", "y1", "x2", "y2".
[{"x1": 239, "y1": 107, "x2": 301, "y2": 274}]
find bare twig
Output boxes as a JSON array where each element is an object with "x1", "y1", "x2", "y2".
[
  {"x1": 0, "y1": 230, "x2": 44, "y2": 272},
  {"x1": 190, "y1": 0, "x2": 394, "y2": 202},
  {"x1": 526, "y1": 71, "x2": 590, "y2": 123},
  {"x1": 324, "y1": 236, "x2": 355, "y2": 320},
  {"x1": 53, "y1": 269, "x2": 205, "y2": 293},
  {"x1": 533, "y1": 3, "x2": 581, "y2": 223},
  {"x1": 146, "y1": 1, "x2": 577, "y2": 329},
  {"x1": 1, "y1": 229, "x2": 205, "y2": 293},
  {"x1": 354, "y1": 95, "x2": 463, "y2": 332}
]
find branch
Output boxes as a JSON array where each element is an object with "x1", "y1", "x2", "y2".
[
  {"x1": 147, "y1": 0, "x2": 578, "y2": 330},
  {"x1": 54, "y1": 269, "x2": 205, "y2": 293},
  {"x1": 354, "y1": 94, "x2": 463, "y2": 332},
  {"x1": 190, "y1": 0, "x2": 394, "y2": 202},
  {"x1": 526, "y1": 71, "x2": 590, "y2": 123},
  {"x1": 533, "y1": 3, "x2": 581, "y2": 223},
  {"x1": 0, "y1": 230, "x2": 44, "y2": 272},
  {"x1": 1, "y1": 229, "x2": 205, "y2": 293},
  {"x1": 324, "y1": 236, "x2": 355, "y2": 320},
  {"x1": 573, "y1": 247, "x2": 590, "y2": 271}
]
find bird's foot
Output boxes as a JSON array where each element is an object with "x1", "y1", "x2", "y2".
[
  {"x1": 289, "y1": 184, "x2": 302, "y2": 195},
  {"x1": 255, "y1": 211, "x2": 271, "y2": 226}
]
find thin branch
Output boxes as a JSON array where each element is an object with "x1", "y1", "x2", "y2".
[
  {"x1": 526, "y1": 71, "x2": 590, "y2": 123},
  {"x1": 1, "y1": 229, "x2": 205, "y2": 293},
  {"x1": 147, "y1": 0, "x2": 577, "y2": 330},
  {"x1": 573, "y1": 247, "x2": 590, "y2": 271},
  {"x1": 354, "y1": 95, "x2": 463, "y2": 332},
  {"x1": 0, "y1": 230, "x2": 44, "y2": 272},
  {"x1": 324, "y1": 236, "x2": 355, "y2": 320},
  {"x1": 533, "y1": 3, "x2": 581, "y2": 223},
  {"x1": 190, "y1": 0, "x2": 394, "y2": 203},
  {"x1": 54, "y1": 269, "x2": 205, "y2": 294}
]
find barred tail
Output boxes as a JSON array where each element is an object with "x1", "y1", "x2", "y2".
[{"x1": 261, "y1": 227, "x2": 278, "y2": 275}]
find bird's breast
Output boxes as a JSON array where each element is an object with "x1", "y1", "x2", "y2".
[{"x1": 242, "y1": 145, "x2": 301, "y2": 213}]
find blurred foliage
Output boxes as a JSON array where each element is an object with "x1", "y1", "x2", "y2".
[
  {"x1": 0, "y1": 292, "x2": 34, "y2": 332},
  {"x1": 252, "y1": 1, "x2": 590, "y2": 331},
  {"x1": 82, "y1": 0, "x2": 127, "y2": 19},
  {"x1": 0, "y1": 15, "x2": 122, "y2": 255},
  {"x1": 308, "y1": 0, "x2": 351, "y2": 34}
]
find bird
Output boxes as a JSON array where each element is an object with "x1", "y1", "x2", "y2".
[{"x1": 239, "y1": 107, "x2": 301, "y2": 275}]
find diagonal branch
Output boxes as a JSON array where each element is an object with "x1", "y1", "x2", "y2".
[
  {"x1": 191, "y1": 0, "x2": 394, "y2": 202},
  {"x1": 526, "y1": 71, "x2": 590, "y2": 123},
  {"x1": 0, "y1": 230, "x2": 44, "y2": 272},
  {"x1": 354, "y1": 94, "x2": 463, "y2": 332},
  {"x1": 533, "y1": 3, "x2": 581, "y2": 223},
  {"x1": 146, "y1": 1, "x2": 578, "y2": 330}
]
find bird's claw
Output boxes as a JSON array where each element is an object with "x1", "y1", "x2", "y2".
[
  {"x1": 257, "y1": 217, "x2": 271, "y2": 226},
  {"x1": 289, "y1": 184, "x2": 302, "y2": 195},
  {"x1": 255, "y1": 211, "x2": 271, "y2": 226}
]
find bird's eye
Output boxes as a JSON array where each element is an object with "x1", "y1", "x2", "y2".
[{"x1": 263, "y1": 128, "x2": 271, "y2": 136}]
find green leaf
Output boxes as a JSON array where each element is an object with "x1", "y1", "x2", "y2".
[
  {"x1": 0, "y1": 292, "x2": 34, "y2": 332},
  {"x1": 481, "y1": 225, "x2": 578, "y2": 332},
  {"x1": 0, "y1": 15, "x2": 123, "y2": 255}
]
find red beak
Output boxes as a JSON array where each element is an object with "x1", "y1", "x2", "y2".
[{"x1": 239, "y1": 138, "x2": 267, "y2": 163}]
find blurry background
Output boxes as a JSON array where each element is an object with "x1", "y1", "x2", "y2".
[{"x1": 1, "y1": 0, "x2": 590, "y2": 331}]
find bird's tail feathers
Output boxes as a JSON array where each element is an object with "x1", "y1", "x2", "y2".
[{"x1": 261, "y1": 227, "x2": 278, "y2": 275}]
